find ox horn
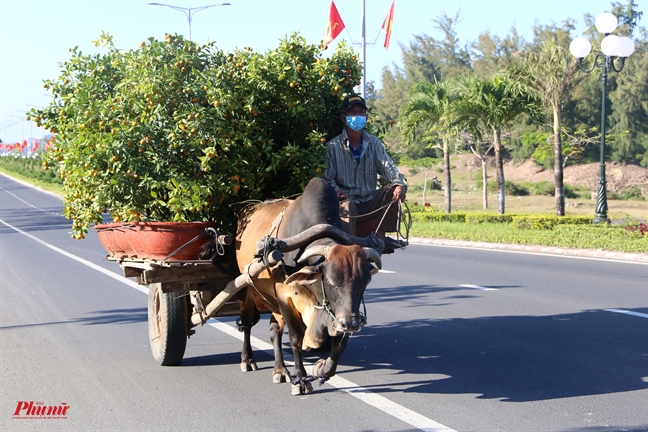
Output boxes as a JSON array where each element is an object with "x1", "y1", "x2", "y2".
[
  {"x1": 298, "y1": 244, "x2": 333, "y2": 263},
  {"x1": 272, "y1": 224, "x2": 385, "y2": 254},
  {"x1": 363, "y1": 247, "x2": 382, "y2": 270}
]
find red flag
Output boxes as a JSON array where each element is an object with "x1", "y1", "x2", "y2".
[
  {"x1": 32, "y1": 142, "x2": 39, "y2": 152},
  {"x1": 45, "y1": 140, "x2": 52, "y2": 150},
  {"x1": 322, "y1": 1, "x2": 345, "y2": 48},
  {"x1": 382, "y1": 0, "x2": 395, "y2": 50},
  {"x1": 13, "y1": 143, "x2": 20, "y2": 149},
  {"x1": 20, "y1": 140, "x2": 27, "y2": 149}
]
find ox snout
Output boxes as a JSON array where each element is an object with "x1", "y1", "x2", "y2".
[{"x1": 333, "y1": 315, "x2": 364, "y2": 334}]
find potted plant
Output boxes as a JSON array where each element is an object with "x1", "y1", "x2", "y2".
[{"x1": 34, "y1": 32, "x2": 361, "y2": 256}]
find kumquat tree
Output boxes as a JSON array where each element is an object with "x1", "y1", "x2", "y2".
[{"x1": 33, "y1": 32, "x2": 362, "y2": 238}]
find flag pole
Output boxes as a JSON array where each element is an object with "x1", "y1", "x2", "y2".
[{"x1": 360, "y1": 0, "x2": 366, "y2": 98}]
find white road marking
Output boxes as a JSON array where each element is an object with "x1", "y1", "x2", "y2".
[
  {"x1": 379, "y1": 269, "x2": 396, "y2": 273},
  {"x1": 0, "y1": 185, "x2": 66, "y2": 218},
  {"x1": 458, "y1": 284, "x2": 498, "y2": 291},
  {"x1": 0, "y1": 218, "x2": 148, "y2": 295},
  {"x1": 1, "y1": 216, "x2": 456, "y2": 432},
  {"x1": 605, "y1": 309, "x2": 648, "y2": 319}
]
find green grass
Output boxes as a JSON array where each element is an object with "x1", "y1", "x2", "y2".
[
  {"x1": 0, "y1": 155, "x2": 64, "y2": 196},
  {"x1": 409, "y1": 220, "x2": 647, "y2": 253}
]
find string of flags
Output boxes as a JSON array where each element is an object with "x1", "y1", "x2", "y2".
[
  {"x1": 0, "y1": 139, "x2": 52, "y2": 153},
  {"x1": 322, "y1": 0, "x2": 395, "y2": 49}
]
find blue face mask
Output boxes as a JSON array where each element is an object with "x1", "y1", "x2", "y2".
[{"x1": 345, "y1": 116, "x2": 366, "y2": 131}]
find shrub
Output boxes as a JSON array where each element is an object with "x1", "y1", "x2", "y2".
[
  {"x1": 0, "y1": 155, "x2": 63, "y2": 186},
  {"x1": 35, "y1": 32, "x2": 362, "y2": 238},
  {"x1": 521, "y1": 180, "x2": 554, "y2": 196},
  {"x1": 608, "y1": 185, "x2": 646, "y2": 201},
  {"x1": 475, "y1": 180, "x2": 529, "y2": 196},
  {"x1": 465, "y1": 213, "x2": 513, "y2": 224},
  {"x1": 512, "y1": 215, "x2": 592, "y2": 230}
]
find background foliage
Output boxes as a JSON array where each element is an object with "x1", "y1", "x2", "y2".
[{"x1": 370, "y1": 0, "x2": 647, "y2": 168}]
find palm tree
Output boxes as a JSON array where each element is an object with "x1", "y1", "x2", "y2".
[
  {"x1": 399, "y1": 81, "x2": 457, "y2": 213},
  {"x1": 506, "y1": 41, "x2": 586, "y2": 216},
  {"x1": 452, "y1": 75, "x2": 542, "y2": 214}
]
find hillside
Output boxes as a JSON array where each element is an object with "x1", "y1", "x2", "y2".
[{"x1": 401, "y1": 155, "x2": 648, "y2": 197}]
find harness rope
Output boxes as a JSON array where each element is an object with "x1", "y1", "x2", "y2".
[{"x1": 346, "y1": 199, "x2": 412, "y2": 249}]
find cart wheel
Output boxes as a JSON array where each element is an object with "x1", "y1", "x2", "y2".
[{"x1": 148, "y1": 283, "x2": 188, "y2": 366}]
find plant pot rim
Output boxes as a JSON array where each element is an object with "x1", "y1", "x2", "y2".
[{"x1": 94, "y1": 221, "x2": 215, "y2": 231}]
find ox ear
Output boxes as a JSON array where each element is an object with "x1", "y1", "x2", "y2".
[{"x1": 285, "y1": 266, "x2": 322, "y2": 286}]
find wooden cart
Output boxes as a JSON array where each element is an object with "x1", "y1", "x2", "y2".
[{"x1": 106, "y1": 244, "x2": 282, "y2": 366}]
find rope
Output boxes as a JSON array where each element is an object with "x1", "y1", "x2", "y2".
[
  {"x1": 345, "y1": 198, "x2": 412, "y2": 249},
  {"x1": 244, "y1": 261, "x2": 274, "y2": 307},
  {"x1": 161, "y1": 228, "x2": 209, "y2": 262},
  {"x1": 346, "y1": 201, "x2": 393, "y2": 220}
]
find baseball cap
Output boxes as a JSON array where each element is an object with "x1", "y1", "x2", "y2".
[{"x1": 342, "y1": 94, "x2": 366, "y2": 112}]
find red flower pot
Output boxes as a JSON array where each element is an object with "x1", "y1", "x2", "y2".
[
  {"x1": 95, "y1": 222, "x2": 134, "y2": 258},
  {"x1": 96, "y1": 221, "x2": 214, "y2": 261}
]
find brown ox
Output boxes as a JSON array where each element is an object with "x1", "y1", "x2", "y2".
[{"x1": 235, "y1": 178, "x2": 382, "y2": 394}]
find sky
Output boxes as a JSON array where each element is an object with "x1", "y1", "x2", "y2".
[{"x1": 1, "y1": 0, "x2": 646, "y2": 144}]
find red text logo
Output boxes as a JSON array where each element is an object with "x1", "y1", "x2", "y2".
[{"x1": 13, "y1": 401, "x2": 70, "y2": 419}]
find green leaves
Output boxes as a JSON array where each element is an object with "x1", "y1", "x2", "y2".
[{"x1": 39, "y1": 32, "x2": 361, "y2": 238}]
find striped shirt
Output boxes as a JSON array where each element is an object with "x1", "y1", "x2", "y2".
[{"x1": 324, "y1": 129, "x2": 407, "y2": 203}]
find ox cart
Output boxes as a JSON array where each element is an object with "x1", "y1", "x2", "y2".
[
  {"x1": 97, "y1": 220, "x2": 383, "y2": 368},
  {"x1": 99, "y1": 225, "x2": 280, "y2": 366}
]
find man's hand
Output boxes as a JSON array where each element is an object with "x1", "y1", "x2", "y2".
[
  {"x1": 336, "y1": 189, "x2": 348, "y2": 201},
  {"x1": 392, "y1": 185, "x2": 406, "y2": 202}
]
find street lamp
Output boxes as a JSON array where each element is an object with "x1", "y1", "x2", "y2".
[
  {"x1": 570, "y1": 12, "x2": 635, "y2": 224},
  {"x1": 10, "y1": 115, "x2": 24, "y2": 142},
  {"x1": 147, "y1": 2, "x2": 231, "y2": 41}
]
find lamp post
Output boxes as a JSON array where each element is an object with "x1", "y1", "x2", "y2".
[
  {"x1": 147, "y1": 2, "x2": 231, "y2": 41},
  {"x1": 570, "y1": 12, "x2": 635, "y2": 224},
  {"x1": 10, "y1": 115, "x2": 24, "y2": 141}
]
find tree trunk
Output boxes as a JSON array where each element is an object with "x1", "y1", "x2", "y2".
[
  {"x1": 443, "y1": 139, "x2": 451, "y2": 214},
  {"x1": 494, "y1": 128, "x2": 505, "y2": 214},
  {"x1": 553, "y1": 106, "x2": 565, "y2": 216},
  {"x1": 481, "y1": 158, "x2": 488, "y2": 209},
  {"x1": 423, "y1": 168, "x2": 429, "y2": 206},
  {"x1": 470, "y1": 144, "x2": 490, "y2": 210}
]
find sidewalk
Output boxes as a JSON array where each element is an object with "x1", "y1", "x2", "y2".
[{"x1": 408, "y1": 237, "x2": 648, "y2": 264}]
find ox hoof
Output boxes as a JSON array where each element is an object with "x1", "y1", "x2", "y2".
[
  {"x1": 290, "y1": 381, "x2": 313, "y2": 396},
  {"x1": 272, "y1": 372, "x2": 288, "y2": 384},
  {"x1": 313, "y1": 359, "x2": 327, "y2": 379},
  {"x1": 240, "y1": 361, "x2": 258, "y2": 372}
]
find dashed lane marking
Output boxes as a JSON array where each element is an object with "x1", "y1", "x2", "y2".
[
  {"x1": 605, "y1": 309, "x2": 648, "y2": 319},
  {"x1": 1, "y1": 186, "x2": 66, "y2": 218},
  {"x1": 458, "y1": 284, "x2": 498, "y2": 291}
]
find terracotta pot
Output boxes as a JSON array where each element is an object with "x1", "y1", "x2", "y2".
[
  {"x1": 94, "y1": 223, "x2": 133, "y2": 258},
  {"x1": 124, "y1": 226, "x2": 147, "y2": 257},
  {"x1": 95, "y1": 225, "x2": 117, "y2": 255},
  {"x1": 129, "y1": 221, "x2": 215, "y2": 261},
  {"x1": 95, "y1": 221, "x2": 214, "y2": 261}
]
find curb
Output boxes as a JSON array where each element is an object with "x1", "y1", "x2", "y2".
[{"x1": 408, "y1": 237, "x2": 648, "y2": 264}]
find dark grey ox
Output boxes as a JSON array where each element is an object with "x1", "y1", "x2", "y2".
[{"x1": 235, "y1": 178, "x2": 383, "y2": 394}]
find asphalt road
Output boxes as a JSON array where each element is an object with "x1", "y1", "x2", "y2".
[{"x1": 1, "y1": 173, "x2": 647, "y2": 432}]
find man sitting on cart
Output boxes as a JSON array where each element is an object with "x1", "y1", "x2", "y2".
[{"x1": 324, "y1": 94, "x2": 407, "y2": 254}]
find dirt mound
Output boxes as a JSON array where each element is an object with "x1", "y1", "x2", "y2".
[
  {"x1": 411, "y1": 154, "x2": 648, "y2": 196},
  {"x1": 505, "y1": 159, "x2": 647, "y2": 196}
]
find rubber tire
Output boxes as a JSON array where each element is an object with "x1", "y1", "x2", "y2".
[{"x1": 148, "y1": 283, "x2": 188, "y2": 366}]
